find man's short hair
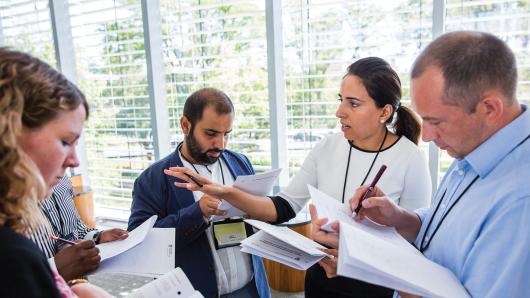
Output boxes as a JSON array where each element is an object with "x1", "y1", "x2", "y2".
[
  {"x1": 183, "y1": 88, "x2": 234, "y2": 127},
  {"x1": 411, "y1": 31, "x2": 517, "y2": 112}
]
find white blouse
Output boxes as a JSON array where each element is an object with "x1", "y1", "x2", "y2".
[{"x1": 279, "y1": 132, "x2": 432, "y2": 213}]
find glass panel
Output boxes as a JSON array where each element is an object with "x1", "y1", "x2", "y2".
[
  {"x1": 282, "y1": 0, "x2": 433, "y2": 176},
  {"x1": 0, "y1": 0, "x2": 56, "y2": 65},
  {"x1": 160, "y1": 0, "x2": 271, "y2": 172},
  {"x1": 68, "y1": 0, "x2": 150, "y2": 218}
]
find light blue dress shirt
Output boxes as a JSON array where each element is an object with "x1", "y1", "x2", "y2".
[{"x1": 413, "y1": 105, "x2": 530, "y2": 297}]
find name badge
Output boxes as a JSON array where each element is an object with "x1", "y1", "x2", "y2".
[{"x1": 212, "y1": 218, "x2": 248, "y2": 249}]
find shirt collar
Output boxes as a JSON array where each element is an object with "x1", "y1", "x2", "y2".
[{"x1": 465, "y1": 105, "x2": 530, "y2": 178}]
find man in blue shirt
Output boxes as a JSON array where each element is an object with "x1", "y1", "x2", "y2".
[
  {"x1": 128, "y1": 88, "x2": 271, "y2": 298},
  {"x1": 317, "y1": 31, "x2": 530, "y2": 297}
]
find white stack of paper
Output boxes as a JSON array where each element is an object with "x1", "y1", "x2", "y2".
[
  {"x1": 129, "y1": 267, "x2": 203, "y2": 298},
  {"x1": 308, "y1": 185, "x2": 416, "y2": 251},
  {"x1": 338, "y1": 222, "x2": 470, "y2": 298},
  {"x1": 240, "y1": 219, "x2": 330, "y2": 270},
  {"x1": 97, "y1": 215, "x2": 157, "y2": 261},
  {"x1": 216, "y1": 168, "x2": 282, "y2": 220},
  {"x1": 96, "y1": 228, "x2": 175, "y2": 277}
]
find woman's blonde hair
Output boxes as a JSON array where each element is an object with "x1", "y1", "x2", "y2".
[{"x1": 0, "y1": 47, "x2": 88, "y2": 234}]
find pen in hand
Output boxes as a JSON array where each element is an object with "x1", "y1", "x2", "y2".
[
  {"x1": 184, "y1": 173, "x2": 203, "y2": 187},
  {"x1": 354, "y1": 164, "x2": 387, "y2": 214},
  {"x1": 50, "y1": 235, "x2": 77, "y2": 246}
]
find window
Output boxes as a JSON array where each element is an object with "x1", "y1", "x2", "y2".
[
  {"x1": 282, "y1": 0, "x2": 433, "y2": 176},
  {"x1": 438, "y1": 0, "x2": 530, "y2": 180},
  {"x1": 0, "y1": 0, "x2": 56, "y2": 66},
  {"x1": 68, "y1": 0, "x2": 151, "y2": 219},
  {"x1": 160, "y1": 0, "x2": 271, "y2": 171},
  {"x1": 3, "y1": 0, "x2": 529, "y2": 219}
]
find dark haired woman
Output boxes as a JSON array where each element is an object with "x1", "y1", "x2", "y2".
[{"x1": 165, "y1": 57, "x2": 432, "y2": 297}]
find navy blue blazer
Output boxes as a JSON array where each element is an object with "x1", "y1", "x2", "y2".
[{"x1": 128, "y1": 147, "x2": 270, "y2": 298}]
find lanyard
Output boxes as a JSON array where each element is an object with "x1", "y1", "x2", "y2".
[
  {"x1": 178, "y1": 143, "x2": 226, "y2": 185},
  {"x1": 419, "y1": 132, "x2": 530, "y2": 253},
  {"x1": 189, "y1": 161, "x2": 225, "y2": 185},
  {"x1": 418, "y1": 175, "x2": 479, "y2": 253},
  {"x1": 341, "y1": 129, "x2": 388, "y2": 203}
]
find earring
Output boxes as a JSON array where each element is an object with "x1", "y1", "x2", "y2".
[{"x1": 380, "y1": 119, "x2": 385, "y2": 124}]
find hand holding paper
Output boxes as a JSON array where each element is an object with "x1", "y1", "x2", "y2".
[
  {"x1": 216, "y1": 168, "x2": 282, "y2": 220},
  {"x1": 309, "y1": 185, "x2": 416, "y2": 251},
  {"x1": 240, "y1": 219, "x2": 331, "y2": 270},
  {"x1": 97, "y1": 215, "x2": 157, "y2": 261},
  {"x1": 308, "y1": 203, "x2": 339, "y2": 249}
]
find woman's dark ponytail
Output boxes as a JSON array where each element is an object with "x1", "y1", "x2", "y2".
[{"x1": 393, "y1": 105, "x2": 421, "y2": 145}]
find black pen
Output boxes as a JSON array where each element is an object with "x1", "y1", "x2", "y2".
[
  {"x1": 354, "y1": 164, "x2": 387, "y2": 214},
  {"x1": 184, "y1": 173, "x2": 203, "y2": 187}
]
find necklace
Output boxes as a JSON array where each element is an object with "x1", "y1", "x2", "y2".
[{"x1": 341, "y1": 129, "x2": 388, "y2": 203}]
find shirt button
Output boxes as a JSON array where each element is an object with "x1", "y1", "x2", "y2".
[
  {"x1": 425, "y1": 235, "x2": 430, "y2": 242},
  {"x1": 440, "y1": 203, "x2": 446, "y2": 209},
  {"x1": 458, "y1": 169, "x2": 464, "y2": 175}
]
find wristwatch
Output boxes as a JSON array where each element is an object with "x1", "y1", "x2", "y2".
[
  {"x1": 92, "y1": 231, "x2": 102, "y2": 244},
  {"x1": 67, "y1": 278, "x2": 89, "y2": 287}
]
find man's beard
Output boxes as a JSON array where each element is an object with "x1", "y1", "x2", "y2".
[{"x1": 185, "y1": 129, "x2": 224, "y2": 165}]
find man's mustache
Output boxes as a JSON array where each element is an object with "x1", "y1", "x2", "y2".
[{"x1": 206, "y1": 148, "x2": 223, "y2": 154}]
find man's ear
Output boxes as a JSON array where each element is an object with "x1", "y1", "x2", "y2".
[
  {"x1": 478, "y1": 92, "x2": 504, "y2": 125},
  {"x1": 180, "y1": 116, "x2": 191, "y2": 135}
]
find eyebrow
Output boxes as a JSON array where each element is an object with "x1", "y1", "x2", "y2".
[
  {"x1": 338, "y1": 94, "x2": 362, "y2": 101},
  {"x1": 69, "y1": 132, "x2": 81, "y2": 141},
  {"x1": 421, "y1": 116, "x2": 443, "y2": 122},
  {"x1": 204, "y1": 128, "x2": 232, "y2": 134}
]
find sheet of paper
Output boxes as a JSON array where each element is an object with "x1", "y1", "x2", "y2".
[
  {"x1": 97, "y1": 215, "x2": 157, "y2": 261},
  {"x1": 308, "y1": 185, "x2": 416, "y2": 250},
  {"x1": 95, "y1": 228, "x2": 175, "y2": 277},
  {"x1": 241, "y1": 230, "x2": 326, "y2": 270},
  {"x1": 128, "y1": 267, "x2": 203, "y2": 298},
  {"x1": 244, "y1": 219, "x2": 327, "y2": 256},
  {"x1": 338, "y1": 222, "x2": 470, "y2": 298},
  {"x1": 215, "y1": 168, "x2": 282, "y2": 220}
]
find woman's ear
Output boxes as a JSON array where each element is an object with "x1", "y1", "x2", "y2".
[{"x1": 380, "y1": 104, "x2": 393, "y2": 123}]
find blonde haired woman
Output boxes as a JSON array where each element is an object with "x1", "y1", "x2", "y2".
[{"x1": 0, "y1": 47, "x2": 109, "y2": 297}]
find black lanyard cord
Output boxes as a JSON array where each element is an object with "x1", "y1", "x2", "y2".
[
  {"x1": 178, "y1": 143, "x2": 226, "y2": 185},
  {"x1": 418, "y1": 175, "x2": 479, "y2": 253},
  {"x1": 341, "y1": 129, "x2": 388, "y2": 203},
  {"x1": 419, "y1": 132, "x2": 530, "y2": 253}
]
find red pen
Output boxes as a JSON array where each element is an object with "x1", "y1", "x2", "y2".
[
  {"x1": 50, "y1": 235, "x2": 76, "y2": 245},
  {"x1": 354, "y1": 164, "x2": 387, "y2": 214}
]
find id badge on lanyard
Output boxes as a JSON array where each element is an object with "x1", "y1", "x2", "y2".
[{"x1": 212, "y1": 218, "x2": 252, "y2": 250}]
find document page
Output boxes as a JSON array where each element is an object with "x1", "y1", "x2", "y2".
[
  {"x1": 308, "y1": 185, "x2": 415, "y2": 250},
  {"x1": 241, "y1": 230, "x2": 325, "y2": 270},
  {"x1": 338, "y1": 223, "x2": 470, "y2": 298},
  {"x1": 240, "y1": 219, "x2": 330, "y2": 270},
  {"x1": 96, "y1": 228, "x2": 175, "y2": 277},
  {"x1": 216, "y1": 168, "x2": 282, "y2": 220},
  {"x1": 244, "y1": 219, "x2": 327, "y2": 256},
  {"x1": 129, "y1": 267, "x2": 203, "y2": 298},
  {"x1": 97, "y1": 215, "x2": 157, "y2": 261}
]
